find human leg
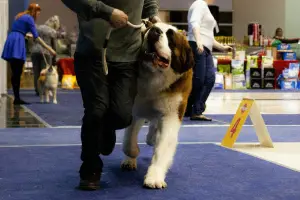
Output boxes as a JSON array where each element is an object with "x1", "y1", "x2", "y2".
[
  {"x1": 188, "y1": 42, "x2": 209, "y2": 119},
  {"x1": 74, "y1": 53, "x2": 109, "y2": 190},
  {"x1": 97, "y1": 61, "x2": 138, "y2": 156},
  {"x1": 9, "y1": 59, "x2": 28, "y2": 105},
  {"x1": 199, "y1": 51, "x2": 215, "y2": 107},
  {"x1": 31, "y1": 53, "x2": 42, "y2": 95},
  {"x1": 190, "y1": 46, "x2": 215, "y2": 121},
  {"x1": 106, "y1": 61, "x2": 138, "y2": 130}
]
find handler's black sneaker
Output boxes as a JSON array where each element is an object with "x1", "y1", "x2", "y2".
[
  {"x1": 78, "y1": 171, "x2": 101, "y2": 191},
  {"x1": 78, "y1": 159, "x2": 102, "y2": 191}
]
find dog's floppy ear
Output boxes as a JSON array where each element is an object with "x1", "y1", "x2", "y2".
[
  {"x1": 183, "y1": 45, "x2": 195, "y2": 72},
  {"x1": 166, "y1": 28, "x2": 176, "y2": 49},
  {"x1": 167, "y1": 29, "x2": 195, "y2": 74}
]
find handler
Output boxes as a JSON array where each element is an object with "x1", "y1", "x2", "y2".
[{"x1": 61, "y1": 0, "x2": 161, "y2": 190}]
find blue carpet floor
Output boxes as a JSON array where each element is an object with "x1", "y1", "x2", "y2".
[
  {"x1": 9, "y1": 91, "x2": 300, "y2": 127},
  {"x1": 1, "y1": 126, "x2": 300, "y2": 146},
  {"x1": 0, "y1": 144, "x2": 300, "y2": 200}
]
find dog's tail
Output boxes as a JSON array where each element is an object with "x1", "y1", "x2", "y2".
[{"x1": 49, "y1": 91, "x2": 53, "y2": 97}]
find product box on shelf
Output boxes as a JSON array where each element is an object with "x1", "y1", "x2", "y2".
[
  {"x1": 263, "y1": 78, "x2": 275, "y2": 89},
  {"x1": 250, "y1": 78, "x2": 262, "y2": 89},
  {"x1": 261, "y1": 56, "x2": 273, "y2": 68},
  {"x1": 214, "y1": 72, "x2": 224, "y2": 89},
  {"x1": 246, "y1": 55, "x2": 259, "y2": 69},
  {"x1": 277, "y1": 44, "x2": 291, "y2": 50},
  {"x1": 263, "y1": 68, "x2": 275, "y2": 79},
  {"x1": 224, "y1": 74, "x2": 232, "y2": 89},
  {"x1": 282, "y1": 52, "x2": 297, "y2": 61},
  {"x1": 231, "y1": 60, "x2": 246, "y2": 89},
  {"x1": 280, "y1": 79, "x2": 297, "y2": 90},
  {"x1": 250, "y1": 68, "x2": 262, "y2": 78},
  {"x1": 277, "y1": 63, "x2": 300, "y2": 90}
]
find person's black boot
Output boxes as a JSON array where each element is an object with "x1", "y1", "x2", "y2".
[
  {"x1": 78, "y1": 160, "x2": 102, "y2": 191},
  {"x1": 78, "y1": 172, "x2": 101, "y2": 191}
]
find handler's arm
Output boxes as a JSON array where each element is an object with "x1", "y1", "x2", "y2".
[
  {"x1": 142, "y1": 0, "x2": 159, "y2": 19},
  {"x1": 61, "y1": 0, "x2": 114, "y2": 21}
]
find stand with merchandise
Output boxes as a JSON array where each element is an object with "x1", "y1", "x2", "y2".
[{"x1": 213, "y1": 24, "x2": 300, "y2": 91}]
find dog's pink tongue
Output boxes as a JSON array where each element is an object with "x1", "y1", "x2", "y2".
[
  {"x1": 153, "y1": 56, "x2": 169, "y2": 68},
  {"x1": 157, "y1": 59, "x2": 169, "y2": 68}
]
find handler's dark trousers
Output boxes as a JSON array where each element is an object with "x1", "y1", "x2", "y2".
[
  {"x1": 187, "y1": 42, "x2": 216, "y2": 116},
  {"x1": 74, "y1": 52, "x2": 137, "y2": 179}
]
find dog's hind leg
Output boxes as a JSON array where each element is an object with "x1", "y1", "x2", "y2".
[
  {"x1": 144, "y1": 114, "x2": 181, "y2": 189},
  {"x1": 45, "y1": 89, "x2": 50, "y2": 103},
  {"x1": 121, "y1": 117, "x2": 145, "y2": 171},
  {"x1": 52, "y1": 89, "x2": 57, "y2": 104}
]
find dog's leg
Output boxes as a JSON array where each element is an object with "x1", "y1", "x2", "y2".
[
  {"x1": 121, "y1": 117, "x2": 145, "y2": 171},
  {"x1": 53, "y1": 89, "x2": 57, "y2": 104},
  {"x1": 146, "y1": 119, "x2": 158, "y2": 146},
  {"x1": 40, "y1": 92, "x2": 44, "y2": 103},
  {"x1": 45, "y1": 89, "x2": 50, "y2": 103},
  {"x1": 144, "y1": 114, "x2": 181, "y2": 189}
]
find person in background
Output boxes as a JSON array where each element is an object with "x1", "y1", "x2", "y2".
[
  {"x1": 31, "y1": 15, "x2": 60, "y2": 96},
  {"x1": 1, "y1": 3, "x2": 56, "y2": 105},
  {"x1": 61, "y1": 0, "x2": 161, "y2": 190},
  {"x1": 186, "y1": 0, "x2": 231, "y2": 121},
  {"x1": 274, "y1": 27, "x2": 300, "y2": 44}
]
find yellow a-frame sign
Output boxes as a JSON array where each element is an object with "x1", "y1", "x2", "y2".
[{"x1": 221, "y1": 98, "x2": 274, "y2": 148}]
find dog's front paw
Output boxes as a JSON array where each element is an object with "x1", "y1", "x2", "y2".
[
  {"x1": 53, "y1": 100, "x2": 57, "y2": 104},
  {"x1": 143, "y1": 166, "x2": 167, "y2": 189},
  {"x1": 121, "y1": 157, "x2": 137, "y2": 171}
]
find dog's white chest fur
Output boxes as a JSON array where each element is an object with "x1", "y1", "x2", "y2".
[{"x1": 133, "y1": 69, "x2": 182, "y2": 119}]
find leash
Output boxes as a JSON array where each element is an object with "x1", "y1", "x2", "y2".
[{"x1": 102, "y1": 21, "x2": 145, "y2": 75}]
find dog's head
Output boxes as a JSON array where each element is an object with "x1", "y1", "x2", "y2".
[
  {"x1": 140, "y1": 22, "x2": 194, "y2": 74},
  {"x1": 40, "y1": 65, "x2": 58, "y2": 77}
]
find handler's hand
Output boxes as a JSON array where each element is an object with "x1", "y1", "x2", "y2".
[
  {"x1": 149, "y1": 16, "x2": 161, "y2": 23},
  {"x1": 110, "y1": 9, "x2": 128, "y2": 28}
]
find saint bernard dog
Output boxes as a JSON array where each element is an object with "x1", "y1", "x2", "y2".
[{"x1": 121, "y1": 22, "x2": 195, "y2": 189}]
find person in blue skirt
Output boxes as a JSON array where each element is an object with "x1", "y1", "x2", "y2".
[{"x1": 1, "y1": 3, "x2": 56, "y2": 105}]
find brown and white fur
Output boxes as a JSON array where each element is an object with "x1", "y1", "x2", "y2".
[
  {"x1": 37, "y1": 65, "x2": 59, "y2": 104},
  {"x1": 121, "y1": 22, "x2": 194, "y2": 189}
]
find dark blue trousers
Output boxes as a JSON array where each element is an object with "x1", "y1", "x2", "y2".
[{"x1": 187, "y1": 41, "x2": 216, "y2": 116}]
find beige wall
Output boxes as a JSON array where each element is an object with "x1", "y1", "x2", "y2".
[
  {"x1": 30, "y1": 0, "x2": 77, "y2": 31},
  {"x1": 31, "y1": 0, "x2": 233, "y2": 30},
  {"x1": 233, "y1": 0, "x2": 286, "y2": 41},
  {"x1": 284, "y1": 0, "x2": 300, "y2": 38}
]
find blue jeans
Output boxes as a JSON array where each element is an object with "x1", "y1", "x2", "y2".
[{"x1": 188, "y1": 41, "x2": 216, "y2": 116}]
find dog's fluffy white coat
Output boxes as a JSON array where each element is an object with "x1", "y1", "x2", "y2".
[
  {"x1": 121, "y1": 23, "x2": 187, "y2": 189},
  {"x1": 38, "y1": 65, "x2": 59, "y2": 104}
]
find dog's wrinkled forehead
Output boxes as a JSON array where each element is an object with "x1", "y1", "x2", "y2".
[{"x1": 144, "y1": 22, "x2": 177, "y2": 37}]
